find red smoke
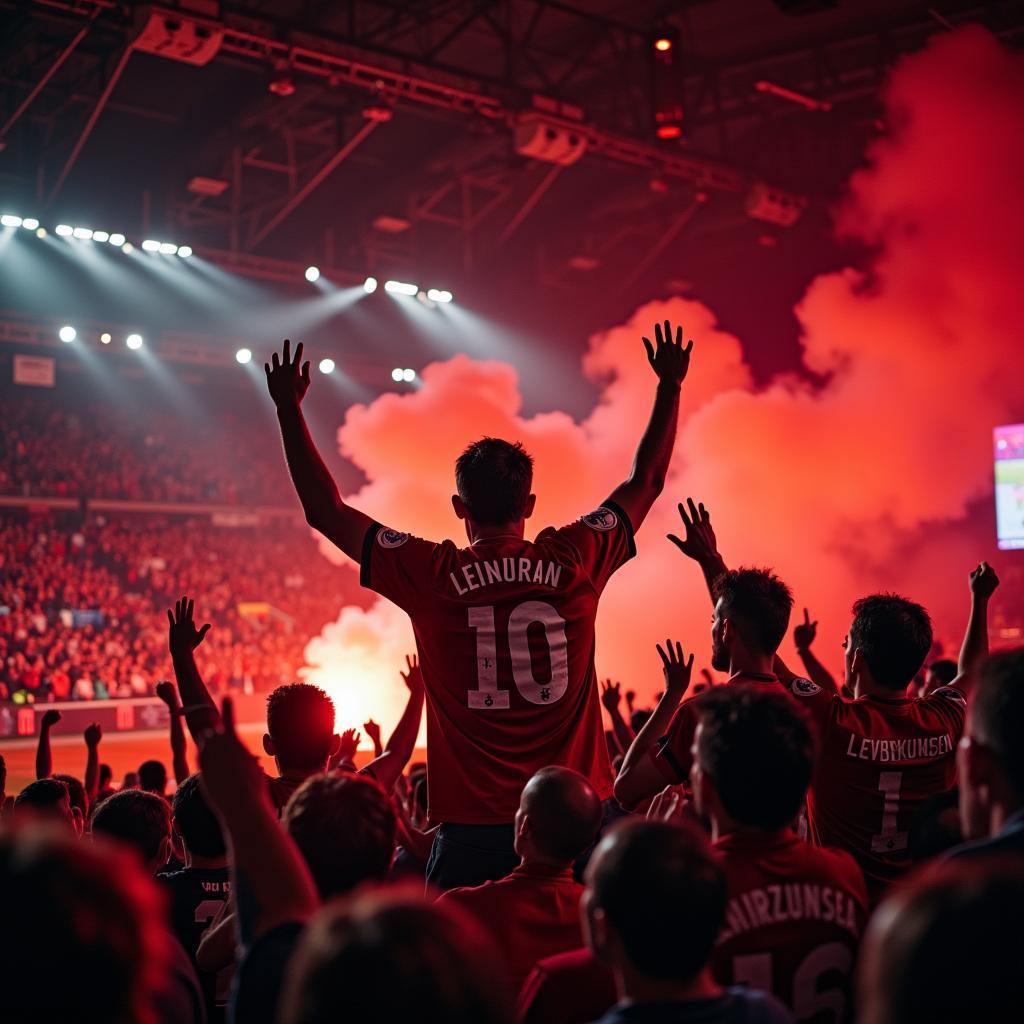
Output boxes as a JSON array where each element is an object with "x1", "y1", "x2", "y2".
[{"x1": 303, "y1": 27, "x2": 1023, "y2": 726}]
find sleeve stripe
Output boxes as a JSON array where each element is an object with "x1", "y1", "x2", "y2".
[
  {"x1": 602, "y1": 498, "x2": 637, "y2": 559},
  {"x1": 359, "y1": 522, "x2": 382, "y2": 588},
  {"x1": 654, "y1": 737, "x2": 687, "y2": 783}
]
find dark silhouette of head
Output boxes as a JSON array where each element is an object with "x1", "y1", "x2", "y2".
[
  {"x1": 99, "y1": 763, "x2": 113, "y2": 789},
  {"x1": 453, "y1": 438, "x2": 535, "y2": 529},
  {"x1": 0, "y1": 827, "x2": 168, "y2": 1023},
  {"x1": 514, "y1": 766, "x2": 602, "y2": 865},
  {"x1": 710, "y1": 568, "x2": 793, "y2": 671},
  {"x1": 583, "y1": 820, "x2": 727, "y2": 984},
  {"x1": 171, "y1": 773, "x2": 226, "y2": 861},
  {"x1": 283, "y1": 773, "x2": 396, "y2": 898},
  {"x1": 846, "y1": 594, "x2": 932, "y2": 691},
  {"x1": 859, "y1": 859, "x2": 1024, "y2": 1024},
  {"x1": 264, "y1": 683, "x2": 339, "y2": 774},
  {"x1": 53, "y1": 773, "x2": 88, "y2": 817},
  {"x1": 280, "y1": 890, "x2": 513, "y2": 1024},
  {"x1": 692, "y1": 683, "x2": 816, "y2": 831},
  {"x1": 91, "y1": 790, "x2": 172, "y2": 872},
  {"x1": 138, "y1": 759, "x2": 168, "y2": 796},
  {"x1": 14, "y1": 778, "x2": 75, "y2": 830}
]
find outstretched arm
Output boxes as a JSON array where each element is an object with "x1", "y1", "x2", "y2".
[
  {"x1": 156, "y1": 681, "x2": 191, "y2": 784},
  {"x1": 266, "y1": 339, "x2": 374, "y2": 562},
  {"x1": 363, "y1": 655, "x2": 425, "y2": 793},
  {"x1": 792, "y1": 608, "x2": 839, "y2": 694},
  {"x1": 198, "y1": 698, "x2": 318, "y2": 940},
  {"x1": 614, "y1": 641, "x2": 693, "y2": 810},
  {"x1": 83, "y1": 723, "x2": 102, "y2": 805},
  {"x1": 607, "y1": 321, "x2": 693, "y2": 532},
  {"x1": 167, "y1": 597, "x2": 220, "y2": 742},
  {"x1": 953, "y1": 562, "x2": 1000, "y2": 690},
  {"x1": 667, "y1": 498, "x2": 728, "y2": 603},
  {"x1": 601, "y1": 680, "x2": 634, "y2": 757},
  {"x1": 36, "y1": 710, "x2": 60, "y2": 779}
]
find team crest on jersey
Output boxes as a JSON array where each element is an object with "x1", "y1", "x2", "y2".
[
  {"x1": 582, "y1": 507, "x2": 617, "y2": 532},
  {"x1": 931, "y1": 686, "x2": 967, "y2": 708},
  {"x1": 377, "y1": 528, "x2": 410, "y2": 549},
  {"x1": 791, "y1": 677, "x2": 821, "y2": 697}
]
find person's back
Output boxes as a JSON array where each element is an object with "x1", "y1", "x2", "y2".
[
  {"x1": 441, "y1": 767, "x2": 602, "y2": 990},
  {"x1": 689, "y1": 686, "x2": 868, "y2": 1022}
]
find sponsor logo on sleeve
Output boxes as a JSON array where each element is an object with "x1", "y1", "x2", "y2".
[
  {"x1": 791, "y1": 677, "x2": 822, "y2": 697},
  {"x1": 931, "y1": 686, "x2": 967, "y2": 708},
  {"x1": 377, "y1": 528, "x2": 410, "y2": 549},
  {"x1": 582, "y1": 507, "x2": 618, "y2": 532}
]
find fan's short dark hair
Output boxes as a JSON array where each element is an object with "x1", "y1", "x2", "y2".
[
  {"x1": 588, "y1": 821, "x2": 726, "y2": 983},
  {"x1": 16, "y1": 778, "x2": 69, "y2": 811},
  {"x1": 927, "y1": 659, "x2": 958, "y2": 686},
  {"x1": 284, "y1": 773, "x2": 396, "y2": 899},
  {"x1": 970, "y1": 648, "x2": 1024, "y2": 800},
  {"x1": 52, "y1": 774, "x2": 88, "y2": 816},
  {"x1": 171, "y1": 774, "x2": 225, "y2": 859},
  {"x1": 695, "y1": 684, "x2": 816, "y2": 829},
  {"x1": 266, "y1": 683, "x2": 336, "y2": 772},
  {"x1": 850, "y1": 594, "x2": 932, "y2": 690},
  {"x1": 91, "y1": 790, "x2": 171, "y2": 865},
  {"x1": 455, "y1": 438, "x2": 533, "y2": 525},
  {"x1": 138, "y1": 760, "x2": 167, "y2": 794},
  {"x1": 712, "y1": 567, "x2": 794, "y2": 655}
]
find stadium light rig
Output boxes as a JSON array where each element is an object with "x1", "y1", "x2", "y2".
[
  {"x1": 363, "y1": 276, "x2": 378, "y2": 293},
  {"x1": 391, "y1": 367, "x2": 417, "y2": 383},
  {"x1": 384, "y1": 279, "x2": 418, "y2": 296},
  {"x1": 426, "y1": 288, "x2": 453, "y2": 304},
  {"x1": 305, "y1": 266, "x2": 321, "y2": 282},
  {"x1": 652, "y1": 26, "x2": 683, "y2": 140},
  {"x1": 236, "y1": 348, "x2": 252, "y2": 365},
  {"x1": 58, "y1": 325, "x2": 76, "y2": 343}
]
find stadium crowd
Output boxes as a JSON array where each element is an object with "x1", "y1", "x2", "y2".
[
  {"x1": 0, "y1": 513, "x2": 346, "y2": 702},
  {"x1": 2, "y1": 327, "x2": 1021, "y2": 1024}
]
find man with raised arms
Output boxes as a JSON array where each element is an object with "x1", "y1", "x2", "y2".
[{"x1": 265, "y1": 323, "x2": 694, "y2": 890}]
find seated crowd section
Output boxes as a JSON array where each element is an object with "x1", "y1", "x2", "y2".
[{"x1": 2, "y1": 328, "x2": 1022, "y2": 1024}]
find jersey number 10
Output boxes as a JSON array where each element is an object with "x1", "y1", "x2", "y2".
[{"x1": 468, "y1": 602, "x2": 569, "y2": 708}]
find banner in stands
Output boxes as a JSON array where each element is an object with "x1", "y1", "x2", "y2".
[{"x1": 13, "y1": 354, "x2": 55, "y2": 388}]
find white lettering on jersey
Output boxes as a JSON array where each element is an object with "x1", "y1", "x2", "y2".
[
  {"x1": 718, "y1": 884, "x2": 860, "y2": 943},
  {"x1": 843, "y1": 733, "x2": 954, "y2": 762},
  {"x1": 582, "y1": 507, "x2": 617, "y2": 531},
  {"x1": 449, "y1": 558, "x2": 562, "y2": 595}
]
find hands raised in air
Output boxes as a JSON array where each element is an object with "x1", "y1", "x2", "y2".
[
  {"x1": 41, "y1": 709, "x2": 61, "y2": 729},
  {"x1": 337, "y1": 728, "x2": 361, "y2": 765},
  {"x1": 167, "y1": 597, "x2": 211, "y2": 655},
  {"x1": 969, "y1": 561, "x2": 999, "y2": 599},
  {"x1": 601, "y1": 679, "x2": 622, "y2": 712},
  {"x1": 794, "y1": 609, "x2": 818, "y2": 652},
  {"x1": 84, "y1": 723, "x2": 102, "y2": 749},
  {"x1": 667, "y1": 497, "x2": 720, "y2": 565},
  {"x1": 197, "y1": 697, "x2": 265, "y2": 812},
  {"x1": 265, "y1": 338, "x2": 311, "y2": 409},
  {"x1": 656, "y1": 639, "x2": 694, "y2": 700},
  {"x1": 643, "y1": 320, "x2": 694, "y2": 387},
  {"x1": 155, "y1": 680, "x2": 180, "y2": 708},
  {"x1": 400, "y1": 654, "x2": 424, "y2": 693}
]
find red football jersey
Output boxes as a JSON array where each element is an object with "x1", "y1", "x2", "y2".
[
  {"x1": 360, "y1": 503, "x2": 634, "y2": 824},
  {"x1": 712, "y1": 831, "x2": 868, "y2": 1024},
  {"x1": 652, "y1": 673, "x2": 787, "y2": 786},
  {"x1": 789, "y1": 679, "x2": 967, "y2": 895}
]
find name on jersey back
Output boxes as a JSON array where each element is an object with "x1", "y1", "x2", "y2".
[
  {"x1": 450, "y1": 557, "x2": 563, "y2": 595},
  {"x1": 844, "y1": 733, "x2": 954, "y2": 763}
]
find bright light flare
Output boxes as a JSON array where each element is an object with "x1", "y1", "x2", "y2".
[
  {"x1": 100, "y1": 333, "x2": 112, "y2": 344},
  {"x1": 391, "y1": 368, "x2": 403, "y2": 382},
  {"x1": 384, "y1": 279, "x2": 418, "y2": 296},
  {"x1": 654, "y1": 37, "x2": 673, "y2": 52},
  {"x1": 319, "y1": 358, "x2": 335, "y2": 374},
  {"x1": 92, "y1": 230, "x2": 109, "y2": 243},
  {"x1": 159, "y1": 242, "x2": 177, "y2": 255},
  {"x1": 22, "y1": 218, "x2": 39, "y2": 230},
  {"x1": 401, "y1": 368, "x2": 416, "y2": 383},
  {"x1": 58, "y1": 325, "x2": 76, "y2": 343},
  {"x1": 236, "y1": 348, "x2": 252, "y2": 365},
  {"x1": 142, "y1": 239, "x2": 161, "y2": 252},
  {"x1": 55, "y1": 224, "x2": 73, "y2": 237},
  {"x1": 305, "y1": 266, "x2": 321, "y2": 282},
  {"x1": 72, "y1": 227, "x2": 93, "y2": 239},
  {"x1": 426, "y1": 288, "x2": 453, "y2": 304},
  {"x1": 177, "y1": 245, "x2": 193, "y2": 258},
  {"x1": 126, "y1": 333, "x2": 143, "y2": 350},
  {"x1": 363, "y1": 276, "x2": 378, "y2": 294},
  {"x1": 109, "y1": 233, "x2": 126, "y2": 247},
  {"x1": 1, "y1": 214, "x2": 23, "y2": 227}
]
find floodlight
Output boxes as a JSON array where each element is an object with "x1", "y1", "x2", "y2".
[
  {"x1": 22, "y1": 218, "x2": 39, "y2": 230},
  {"x1": 142, "y1": 239, "x2": 161, "y2": 252},
  {"x1": 100, "y1": 333, "x2": 112, "y2": 344},
  {"x1": 305, "y1": 266, "x2": 320, "y2": 282},
  {"x1": 1, "y1": 214, "x2": 22, "y2": 227},
  {"x1": 73, "y1": 227, "x2": 93, "y2": 239},
  {"x1": 426, "y1": 289, "x2": 453, "y2": 304},
  {"x1": 159, "y1": 242, "x2": 177, "y2": 255},
  {"x1": 92, "y1": 230, "x2": 109, "y2": 243},
  {"x1": 363, "y1": 276, "x2": 378, "y2": 293},
  {"x1": 402, "y1": 368, "x2": 416, "y2": 383},
  {"x1": 176, "y1": 245, "x2": 193, "y2": 258},
  {"x1": 236, "y1": 348, "x2": 252, "y2": 364},
  {"x1": 391, "y1": 368, "x2": 403, "y2": 382},
  {"x1": 109, "y1": 233, "x2": 125, "y2": 246},
  {"x1": 58, "y1": 325, "x2": 76, "y2": 343},
  {"x1": 56, "y1": 224, "x2": 73, "y2": 237},
  {"x1": 319, "y1": 358, "x2": 335, "y2": 374},
  {"x1": 384, "y1": 279, "x2": 418, "y2": 296},
  {"x1": 126, "y1": 333, "x2": 143, "y2": 350}
]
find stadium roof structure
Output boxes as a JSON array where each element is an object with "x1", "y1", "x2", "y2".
[{"x1": 1, "y1": 0, "x2": 1021, "y2": 298}]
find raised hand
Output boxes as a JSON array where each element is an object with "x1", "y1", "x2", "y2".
[
  {"x1": 337, "y1": 728, "x2": 360, "y2": 765},
  {"x1": 642, "y1": 320, "x2": 693, "y2": 387},
  {"x1": 41, "y1": 709, "x2": 61, "y2": 729},
  {"x1": 265, "y1": 338, "x2": 311, "y2": 409},
  {"x1": 969, "y1": 561, "x2": 1000, "y2": 599},
  {"x1": 794, "y1": 608, "x2": 818, "y2": 652},
  {"x1": 647, "y1": 784, "x2": 689, "y2": 826},
  {"x1": 400, "y1": 654, "x2": 424, "y2": 693},
  {"x1": 625, "y1": 689, "x2": 636, "y2": 712},
  {"x1": 84, "y1": 722, "x2": 102, "y2": 748},
  {"x1": 167, "y1": 597, "x2": 211, "y2": 655},
  {"x1": 155, "y1": 680, "x2": 181, "y2": 708},
  {"x1": 667, "y1": 497, "x2": 720, "y2": 565},
  {"x1": 656, "y1": 639, "x2": 694, "y2": 700},
  {"x1": 601, "y1": 679, "x2": 622, "y2": 712},
  {"x1": 363, "y1": 719, "x2": 382, "y2": 747},
  {"x1": 196, "y1": 697, "x2": 265, "y2": 812}
]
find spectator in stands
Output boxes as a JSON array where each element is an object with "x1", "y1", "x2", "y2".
[
  {"x1": 140, "y1": 759, "x2": 170, "y2": 799},
  {"x1": 948, "y1": 647, "x2": 1024, "y2": 860},
  {"x1": 92, "y1": 790, "x2": 173, "y2": 874},
  {"x1": 97, "y1": 762, "x2": 116, "y2": 803},
  {"x1": 581, "y1": 820, "x2": 793, "y2": 1023},
  {"x1": 858, "y1": 860, "x2": 1024, "y2": 1024},
  {"x1": 0, "y1": 827, "x2": 170, "y2": 1023},
  {"x1": 917, "y1": 658, "x2": 959, "y2": 698},
  {"x1": 13, "y1": 777, "x2": 78, "y2": 832},
  {"x1": 441, "y1": 766, "x2": 603, "y2": 991},
  {"x1": 280, "y1": 891, "x2": 514, "y2": 1024}
]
